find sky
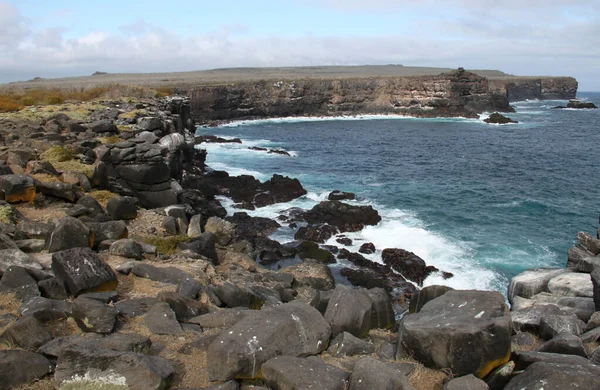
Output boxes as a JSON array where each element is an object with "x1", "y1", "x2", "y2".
[{"x1": 1, "y1": 0, "x2": 599, "y2": 90}]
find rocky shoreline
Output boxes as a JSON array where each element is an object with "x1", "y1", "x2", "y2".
[{"x1": 0, "y1": 95, "x2": 598, "y2": 389}]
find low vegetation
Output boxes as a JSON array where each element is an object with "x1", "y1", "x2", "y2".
[
  {"x1": 140, "y1": 235, "x2": 191, "y2": 255},
  {"x1": 88, "y1": 190, "x2": 118, "y2": 207},
  {"x1": 40, "y1": 145, "x2": 93, "y2": 176}
]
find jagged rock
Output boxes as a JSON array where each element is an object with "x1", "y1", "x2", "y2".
[
  {"x1": 409, "y1": 285, "x2": 454, "y2": 313},
  {"x1": 157, "y1": 291, "x2": 208, "y2": 322},
  {"x1": 178, "y1": 232, "x2": 218, "y2": 263},
  {"x1": 46, "y1": 216, "x2": 93, "y2": 252},
  {"x1": 510, "y1": 302, "x2": 569, "y2": 333},
  {"x1": 536, "y1": 331, "x2": 587, "y2": 357},
  {"x1": 109, "y1": 239, "x2": 144, "y2": 260},
  {"x1": 504, "y1": 362, "x2": 600, "y2": 390},
  {"x1": 444, "y1": 375, "x2": 490, "y2": 390},
  {"x1": 580, "y1": 326, "x2": 600, "y2": 344},
  {"x1": 525, "y1": 292, "x2": 595, "y2": 322},
  {"x1": 36, "y1": 181, "x2": 82, "y2": 202},
  {"x1": 282, "y1": 259, "x2": 335, "y2": 290},
  {"x1": 0, "y1": 265, "x2": 40, "y2": 301},
  {"x1": 324, "y1": 285, "x2": 373, "y2": 338},
  {"x1": 328, "y1": 190, "x2": 355, "y2": 201},
  {"x1": 577, "y1": 232, "x2": 600, "y2": 254},
  {"x1": 72, "y1": 296, "x2": 118, "y2": 334},
  {"x1": 567, "y1": 245, "x2": 600, "y2": 272},
  {"x1": 38, "y1": 277, "x2": 68, "y2": 300},
  {"x1": 177, "y1": 276, "x2": 202, "y2": 299},
  {"x1": 144, "y1": 302, "x2": 184, "y2": 335},
  {"x1": 483, "y1": 113, "x2": 518, "y2": 124},
  {"x1": 77, "y1": 195, "x2": 104, "y2": 215},
  {"x1": 295, "y1": 224, "x2": 339, "y2": 243},
  {"x1": 115, "y1": 297, "x2": 159, "y2": 318},
  {"x1": 547, "y1": 272, "x2": 593, "y2": 297},
  {"x1": 51, "y1": 247, "x2": 117, "y2": 296},
  {"x1": 262, "y1": 356, "x2": 349, "y2": 390},
  {"x1": 302, "y1": 200, "x2": 381, "y2": 232},
  {"x1": 364, "y1": 287, "x2": 395, "y2": 329},
  {"x1": 585, "y1": 311, "x2": 600, "y2": 331},
  {"x1": 26, "y1": 160, "x2": 59, "y2": 176},
  {"x1": 254, "y1": 174, "x2": 308, "y2": 208},
  {"x1": 508, "y1": 268, "x2": 570, "y2": 303},
  {"x1": 349, "y1": 357, "x2": 415, "y2": 390},
  {"x1": 187, "y1": 214, "x2": 203, "y2": 238},
  {"x1": 567, "y1": 99, "x2": 598, "y2": 109},
  {"x1": 539, "y1": 313, "x2": 584, "y2": 340},
  {"x1": 186, "y1": 308, "x2": 251, "y2": 329},
  {"x1": 86, "y1": 220, "x2": 128, "y2": 244},
  {"x1": 19, "y1": 296, "x2": 73, "y2": 321},
  {"x1": 55, "y1": 347, "x2": 174, "y2": 390},
  {"x1": 284, "y1": 240, "x2": 335, "y2": 264},
  {"x1": 226, "y1": 212, "x2": 280, "y2": 238},
  {"x1": 399, "y1": 290, "x2": 511, "y2": 378},
  {"x1": 132, "y1": 263, "x2": 194, "y2": 285},
  {"x1": 106, "y1": 195, "x2": 137, "y2": 220},
  {"x1": 0, "y1": 316, "x2": 51, "y2": 349},
  {"x1": 513, "y1": 351, "x2": 591, "y2": 371},
  {"x1": 0, "y1": 350, "x2": 52, "y2": 389},
  {"x1": 382, "y1": 248, "x2": 431, "y2": 286},
  {"x1": 207, "y1": 301, "x2": 331, "y2": 381},
  {"x1": 18, "y1": 221, "x2": 53, "y2": 239},
  {"x1": 358, "y1": 242, "x2": 375, "y2": 254},
  {"x1": 0, "y1": 249, "x2": 41, "y2": 273},
  {"x1": 327, "y1": 331, "x2": 376, "y2": 357},
  {"x1": 0, "y1": 174, "x2": 36, "y2": 203}
]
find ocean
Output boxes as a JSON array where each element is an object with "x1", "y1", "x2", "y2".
[{"x1": 196, "y1": 92, "x2": 600, "y2": 294}]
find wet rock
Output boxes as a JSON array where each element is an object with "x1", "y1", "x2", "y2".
[
  {"x1": 262, "y1": 356, "x2": 349, "y2": 390},
  {"x1": 328, "y1": 190, "x2": 355, "y2": 201},
  {"x1": 284, "y1": 240, "x2": 335, "y2": 264},
  {"x1": 46, "y1": 216, "x2": 93, "y2": 252},
  {"x1": 336, "y1": 236, "x2": 352, "y2": 246},
  {"x1": 327, "y1": 331, "x2": 376, "y2": 357},
  {"x1": 349, "y1": 357, "x2": 415, "y2": 390},
  {"x1": 382, "y1": 248, "x2": 431, "y2": 286},
  {"x1": 51, "y1": 247, "x2": 118, "y2": 296},
  {"x1": 72, "y1": 296, "x2": 118, "y2": 334},
  {"x1": 483, "y1": 113, "x2": 518, "y2": 124},
  {"x1": 295, "y1": 224, "x2": 339, "y2": 243},
  {"x1": 567, "y1": 99, "x2": 598, "y2": 109},
  {"x1": 207, "y1": 301, "x2": 331, "y2": 381},
  {"x1": 358, "y1": 242, "x2": 375, "y2": 254},
  {"x1": 0, "y1": 350, "x2": 52, "y2": 389},
  {"x1": 55, "y1": 347, "x2": 174, "y2": 390},
  {"x1": 253, "y1": 174, "x2": 308, "y2": 208},
  {"x1": 282, "y1": 259, "x2": 335, "y2": 291},
  {"x1": 0, "y1": 316, "x2": 51, "y2": 349},
  {"x1": 303, "y1": 200, "x2": 381, "y2": 232},
  {"x1": 537, "y1": 331, "x2": 587, "y2": 357},
  {"x1": 144, "y1": 302, "x2": 184, "y2": 335},
  {"x1": 504, "y1": 362, "x2": 600, "y2": 390},
  {"x1": 109, "y1": 239, "x2": 144, "y2": 260},
  {"x1": 106, "y1": 195, "x2": 138, "y2": 220},
  {"x1": 399, "y1": 290, "x2": 511, "y2": 378},
  {"x1": 325, "y1": 285, "x2": 373, "y2": 338}
]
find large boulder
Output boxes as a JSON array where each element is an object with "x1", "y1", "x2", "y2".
[
  {"x1": 539, "y1": 313, "x2": 584, "y2": 340},
  {"x1": 55, "y1": 346, "x2": 174, "y2": 390},
  {"x1": 46, "y1": 216, "x2": 94, "y2": 252},
  {"x1": 86, "y1": 220, "x2": 128, "y2": 245},
  {"x1": 409, "y1": 285, "x2": 453, "y2": 313},
  {"x1": 592, "y1": 268, "x2": 600, "y2": 311},
  {"x1": 577, "y1": 232, "x2": 600, "y2": 254},
  {"x1": 399, "y1": 290, "x2": 511, "y2": 378},
  {"x1": 0, "y1": 174, "x2": 36, "y2": 203},
  {"x1": 327, "y1": 332, "x2": 375, "y2": 357},
  {"x1": 226, "y1": 212, "x2": 281, "y2": 238},
  {"x1": 106, "y1": 196, "x2": 138, "y2": 220},
  {"x1": 324, "y1": 285, "x2": 373, "y2": 338},
  {"x1": 349, "y1": 357, "x2": 415, "y2": 390},
  {"x1": 254, "y1": 174, "x2": 308, "y2": 208},
  {"x1": 381, "y1": 248, "x2": 431, "y2": 286},
  {"x1": 72, "y1": 296, "x2": 118, "y2": 334},
  {"x1": 109, "y1": 239, "x2": 144, "y2": 260},
  {"x1": 537, "y1": 331, "x2": 587, "y2": 357},
  {"x1": 294, "y1": 224, "x2": 339, "y2": 243},
  {"x1": 0, "y1": 350, "x2": 52, "y2": 389},
  {"x1": 0, "y1": 316, "x2": 51, "y2": 349},
  {"x1": 508, "y1": 268, "x2": 571, "y2": 304},
  {"x1": 36, "y1": 181, "x2": 82, "y2": 202},
  {"x1": 302, "y1": 200, "x2": 381, "y2": 232},
  {"x1": 262, "y1": 356, "x2": 349, "y2": 390},
  {"x1": 207, "y1": 301, "x2": 331, "y2": 381},
  {"x1": 51, "y1": 247, "x2": 118, "y2": 296},
  {"x1": 504, "y1": 362, "x2": 600, "y2": 390},
  {"x1": 567, "y1": 245, "x2": 600, "y2": 272},
  {"x1": 547, "y1": 272, "x2": 593, "y2": 298}
]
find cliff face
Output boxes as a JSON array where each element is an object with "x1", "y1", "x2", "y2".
[
  {"x1": 490, "y1": 77, "x2": 578, "y2": 102},
  {"x1": 190, "y1": 69, "x2": 512, "y2": 123}
]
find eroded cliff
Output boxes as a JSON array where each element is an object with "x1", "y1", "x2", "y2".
[{"x1": 489, "y1": 77, "x2": 578, "y2": 102}]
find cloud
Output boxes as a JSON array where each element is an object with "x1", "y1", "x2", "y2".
[{"x1": 0, "y1": 2, "x2": 30, "y2": 49}]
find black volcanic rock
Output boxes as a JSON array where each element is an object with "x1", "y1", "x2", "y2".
[
  {"x1": 484, "y1": 112, "x2": 518, "y2": 124},
  {"x1": 567, "y1": 99, "x2": 598, "y2": 109},
  {"x1": 302, "y1": 201, "x2": 381, "y2": 232},
  {"x1": 381, "y1": 248, "x2": 431, "y2": 286}
]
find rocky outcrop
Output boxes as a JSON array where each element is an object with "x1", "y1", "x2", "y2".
[{"x1": 489, "y1": 77, "x2": 578, "y2": 102}]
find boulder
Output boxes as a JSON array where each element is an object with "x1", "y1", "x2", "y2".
[
  {"x1": 302, "y1": 200, "x2": 381, "y2": 232},
  {"x1": 508, "y1": 268, "x2": 570, "y2": 303},
  {"x1": 177, "y1": 276, "x2": 202, "y2": 299},
  {"x1": 262, "y1": 356, "x2": 349, "y2": 390},
  {"x1": 585, "y1": 311, "x2": 600, "y2": 332},
  {"x1": 46, "y1": 216, "x2": 94, "y2": 252},
  {"x1": 324, "y1": 285, "x2": 373, "y2": 338},
  {"x1": 577, "y1": 232, "x2": 600, "y2": 254},
  {"x1": 363, "y1": 287, "x2": 395, "y2": 329},
  {"x1": 547, "y1": 272, "x2": 593, "y2": 298},
  {"x1": 89, "y1": 119, "x2": 118, "y2": 133},
  {"x1": 539, "y1": 313, "x2": 584, "y2": 339},
  {"x1": 282, "y1": 259, "x2": 335, "y2": 290},
  {"x1": 72, "y1": 296, "x2": 118, "y2": 333},
  {"x1": 144, "y1": 302, "x2": 184, "y2": 335},
  {"x1": 36, "y1": 181, "x2": 82, "y2": 202},
  {"x1": 109, "y1": 239, "x2": 144, "y2": 260},
  {"x1": 444, "y1": 375, "x2": 490, "y2": 390},
  {"x1": 358, "y1": 242, "x2": 375, "y2": 254},
  {"x1": 567, "y1": 99, "x2": 598, "y2": 109},
  {"x1": 527, "y1": 292, "x2": 595, "y2": 321},
  {"x1": 580, "y1": 326, "x2": 600, "y2": 344},
  {"x1": 0, "y1": 316, "x2": 52, "y2": 349},
  {"x1": 51, "y1": 247, "x2": 118, "y2": 296},
  {"x1": 409, "y1": 285, "x2": 453, "y2": 313},
  {"x1": 132, "y1": 263, "x2": 194, "y2": 285},
  {"x1": 38, "y1": 277, "x2": 68, "y2": 300},
  {"x1": 294, "y1": 224, "x2": 339, "y2": 243},
  {"x1": 106, "y1": 196, "x2": 137, "y2": 220},
  {"x1": 592, "y1": 267, "x2": 600, "y2": 311},
  {"x1": 328, "y1": 190, "x2": 355, "y2": 201},
  {"x1": 327, "y1": 331, "x2": 375, "y2": 357},
  {"x1": 76, "y1": 195, "x2": 105, "y2": 215},
  {"x1": 210, "y1": 283, "x2": 263, "y2": 309},
  {"x1": 0, "y1": 265, "x2": 40, "y2": 302},
  {"x1": 86, "y1": 220, "x2": 128, "y2": 244},
  {"x1": 38, "y1": 333, "x2": 152, "y2": 358},
  {"x1": 17, "y1": 221, "x2": 53, "y2": 239},
  {"x1": 0, "y1": 350, "x2": 52, "y2": 389},
  {"x1": 285, "y1": 240, "x2": 336, "y2": 264},
  {"x1": 55, "y1": 347, "x2": 174, "y2": 390},
  {"x1": 381, "y1": 248, "x2": 430, "y2": 286},
  {"x1": 207, "y1": 301, "x2": 331, "y2": 381},
  {"x1": 0, "y1": 174, "x2": 36, "y2": 203},
  {"x1": 504, "y1": 362, "x2": 600, "y2": 390},
  {"x1": 349, "y1": 357, "x2": 415, "y2": 390},
  {"x1": 399, "y1": 290, "x2": 511, "y2": 378},
  {"x1": 187, "y1": 214, "x2": 203, "y2": 238},
  {"x1": 186, "y1": 308, "x2": 251, "y2": 329},
  {"x1": 19, "y1": 296, "x2": 73, "y2": 321},
  {"x1": 226, "y1": 212, "x2": 280, "y2": 238},
  {"x1": 512, "y1": 351, "x2": 591, "y2": 371},
  {"x1": 62, "y1": 171, "x2": 92, "y2": 192},
  {"x1": 115, "y1": 297, "x2": 159, "y2": 318},
  {"x1": 537, "y1": 331, "x2": 587, "y2": 357},
  {"x1": 485, "y1": 361, "x2": 514, "y2": 390},
  {"x1": 156, "y1": 291, "x2": 208, "y2": 322},
  {"x1": 510, "y1": 302, "x2": 569, "y2": 333},
  {"x1": 0, "y1": 249, "x2": 41, "y2": 274},
  {"x1": 567, "y1": 245, "x2": 600, "y2": 272},
  {"x1": 177, "y1": 232, "x2": 218, "y2": 263},
  {"x1": 483, "y1": 113, "x2": 518, "y2": 124}
]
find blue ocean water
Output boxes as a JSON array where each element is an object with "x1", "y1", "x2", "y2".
[{"x1": 197, "y1": 92, "x2": 600, "y2": 294}]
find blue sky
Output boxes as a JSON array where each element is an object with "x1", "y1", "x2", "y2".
[{"x1": 1, "y1": 0, "x2": 599, "y2": 90}]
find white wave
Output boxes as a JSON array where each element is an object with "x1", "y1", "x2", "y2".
[
  {"x1": 217, "y1": 114, "x2": 480, "y2": 127},
  {"x1": 207, "y1": 162, "x2": 269, "y2": 180}
]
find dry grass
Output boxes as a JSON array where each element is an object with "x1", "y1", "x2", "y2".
[
  {"x1": 585, "y1": 341, "x2": 600, "y2": 356},
  {"x1": 15, "y1": 202, "x2": 67, "y2": 223},
  {"x1": 30, "y1": 173, "x2": 61, "y2": 183},
  {"x1": 0, "y1": 292, "x2": 21, "y2": 315},
  {"x1": 115, "y1": 273, "x2": 175, "y2": 300},
  {"x1": 97, "y1": 135, "x2": 121, "y2": 145},
  {"x1": 511, "y1": 333, "x2": 543, "y2": 353},
  {"x1": 88, "y1": 190, "x2": 117, "y2": 207},
  {"x1": 140, "y1": 235, "x2": 191, "y2": 255},
  {"x1": 40, "y1": 146, "x2": 74, "y2": 163},
  {"x1": 407, "y1": 361, "x2": 450, "y2": 390},
  {"x1": 45, "y1": 317, "x2": 82, "y2": 338},
  {"x1": 15, "y1": 378, "x2": 57, "y2": 390},
  {"x1": 59, "y1": 382, "x2": 128, "y2": 390}
]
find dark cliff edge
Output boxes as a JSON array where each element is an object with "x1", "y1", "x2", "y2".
[{"x1": 190, "y1": 70, "x2": 578, "y2": 124}]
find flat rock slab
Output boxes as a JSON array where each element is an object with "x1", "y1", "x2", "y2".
[
  {"x1": 508, "y1": 268, "x2": 570, "y2": 303},
  {"x1": 39, "y1": 333, "x2": 152, "y2": 358},
  {"x1": 55, "y1": 346, "x2": 174, "y2": 390},
  {"x1": 513, "y1": 351, "x2": 591, "y2": 371},
  {"x1": 349, "y1": 357, "x2": 415, "y2": 390},
  {"x1": 327, "y1": 331, "x2": 375, "y2": 357},
  {"x1": 0, "y1": 350, "x2": 52, "y2": 389},
  {"x1": 72, "y1": 296, "x2": 118, "y2": 333},
  {"x1": 132, "y1": 263, "x2": 192, "y2": 285},
  {"x1": 51, "y1": 247, "x2": 117, "y2": 296},
  {"x1": 207, "y1": 301, "x2": 331, "y2": 381},
  {"x1": 186, "y1": 308, "x2": 251, "y2": 329},
  {"x1": 262, "y1": 356, "x2": 349, "y2": 390},
  {"x1": 547, "y1": 273, "x2": 593, "y2": 298},
  {"x1": 399, "y1": 290, "x2": 511, "y2": 378},
  {"x1": 504, "y1": 362, "x2": 600, "y2": 390},
  {"x1": 144, "y1": 302, "x2": 183, "y2": 335}
]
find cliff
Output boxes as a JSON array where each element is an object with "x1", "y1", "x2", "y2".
[
  {"x1": 190, "y1": 69, "x2": 512, "y2": 123},
  {"x1": 489, "y1": 76, "x2": 578, "y2": 102}
]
